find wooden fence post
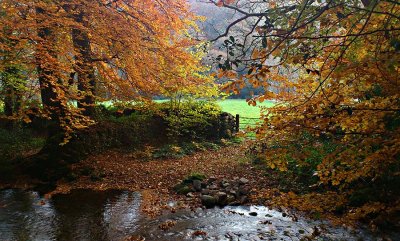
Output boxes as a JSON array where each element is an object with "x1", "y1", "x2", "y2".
[{"x1": 235, "y1": 114, "x2": 240, "y2": 132}]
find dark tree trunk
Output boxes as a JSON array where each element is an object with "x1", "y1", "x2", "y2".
[
  {"x1": 3, "y1": 85, "x2": 13, "y2": 117},
  {"x1": 27, "y1": 4, "x2": 96, "y2": 182},
  {"x1": 35, "y1": 6, "x2": 68, "y2": 145},
  {"x1": 36, "y1": 7, "x2": 65, "y2": 127},
  {"x1": 21, "y1": 7, "x2": 72, "y2": 182},
  {"x1": 71, "y1": 11, "x2": 96, "y2": 117},
  {"x1": 14, "y1": 90, "x2": 21, "y2": 115},
  {"x1": 3, "y1": 86, "x2": 21, "y2": 116}
]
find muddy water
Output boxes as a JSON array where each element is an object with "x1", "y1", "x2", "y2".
[{"x1": 0, "y1": 189, "x2": 379, "y2": 241}]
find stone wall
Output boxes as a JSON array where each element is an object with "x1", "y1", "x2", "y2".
[{"x1": 218, "y1": 112, "x2": 237, "y2": 138}]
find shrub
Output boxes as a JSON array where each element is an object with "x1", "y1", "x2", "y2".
[
  {"x1": 63, "y1": 111, "x2": 164, "y2": 160},
  {"x1": 0, "y1": 128, "x2": 45, "y2": 161},
  {"x1": 249, "y1": 132, "x2": 340, "y2": 190},
  {"x1": 152, "y1": 144, "x2": 186, "y2": 159},
  {"x1": 157, "y1": 100, "x2": 222, "y2": 141},
  {"x1": 0, "y1": 128, "x2": 45, "y2": 180}
]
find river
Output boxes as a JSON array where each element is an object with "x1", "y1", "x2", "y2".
[{"x1": 0, "y1": 189, "x2": 383, "y2": 241}]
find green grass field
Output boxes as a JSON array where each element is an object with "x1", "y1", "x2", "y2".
[
  {"x1": 217, "y1": 99, "x2": 274, "y2": 118},
  {"x1": 217, "y1": 99, "x2": 275, "y2": 130}
]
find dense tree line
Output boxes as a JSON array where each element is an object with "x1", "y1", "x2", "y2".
[{"x1": 0, "y1": 0, "x2": 209, "y2": 143}]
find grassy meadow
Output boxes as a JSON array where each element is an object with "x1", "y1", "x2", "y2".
[
  {"x1": 217, "y1": 99, "x2": 274, "y2": 129},
  {"x1": 217, "y1": 99, "x2": 274, "y2": 118}
]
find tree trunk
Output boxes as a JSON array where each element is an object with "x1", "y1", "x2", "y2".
[
  {"x1": 3, "y1": 84, "x2": 13, "y2": 117},
  {"x1": 22, "y1": 7, "x2": 72, "y2": 182},
  {"x1": 35, "y1": 6, "x2": 66, "y2": 136},
  {"x1": 71, "y1": 11, "x2": 96, "y2": 117}
]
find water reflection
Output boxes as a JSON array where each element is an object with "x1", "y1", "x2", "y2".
[
  {"x1": 134, "y1": 205, "x2": 373, "y2": 241},
  {"x1": 0, "y1": 189, "x2": 386, "y2": 241},
  {"x1": 0, "y1": 189, "x2": 141, "y2": 241}
]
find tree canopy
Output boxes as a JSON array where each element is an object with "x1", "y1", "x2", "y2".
[
  {"x1": 212, "y1": 0, "x2": 400, "y2": 222},
  {"x1": 0, "y1": 0, "x2": 211, "y2": 141}
]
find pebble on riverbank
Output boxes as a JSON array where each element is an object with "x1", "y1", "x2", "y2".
[{"x1": 174, "y1": 176, "x2": 252, "y2": 208}]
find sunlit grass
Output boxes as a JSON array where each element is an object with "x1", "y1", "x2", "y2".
[
  {"x1": 217, "y1": 99, "x2": 274, "y2": 130},
  {"x1": 216, "y1": 99, "x2": 274, "y2": 118}
]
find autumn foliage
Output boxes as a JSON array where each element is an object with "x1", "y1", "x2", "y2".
[
  {"x1": 0, "y1": 0, "x2": 209, "y2": 141},
  {"x1": 1, "y1": 0, "x2": 399, "y2": 229},
  {"x1": 214, "y1": 0, "x2": 400, "y2": 226}
]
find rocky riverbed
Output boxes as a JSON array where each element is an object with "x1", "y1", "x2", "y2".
[
  {"x1": 174, "y1": 176, "x2": 253, "y2": 208},
  {"x1": 0, "y1": 189, "x2": 387, "y2": 241}
]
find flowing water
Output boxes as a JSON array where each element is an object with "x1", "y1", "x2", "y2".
[{"x1": 0, "y1": 189, "x2": 386, "y2": 241}]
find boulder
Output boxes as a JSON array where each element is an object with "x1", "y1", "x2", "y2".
[
  {"x1": 216, "y1": 192, "x2": 228, "y2": 206},
  {"x1": 227, "y1": 195, "x2": 236, "y2": 204},
  {"x1": 174, "y1": 184, "x2": 193, "y2": 195},
  {"x1": 201, "y1": 195, "x2": 217, "y2": 208},
  {"x1": 238, "y1": 196, "x2": 248, "y2": 204},
  {"x1": 249, "y1": 212, "x2": 258, "y2": 216},
  {"x1": 209, "y1": 190, "x2": 218, "y2": 195},
  {"x1": 222, "y1": 182, "x2": 230, "y2": 188},
  {"x1": 229, "y1": 190, "x2": 237, "y2": 196},
  {"x1": 238, "y1": 186, "x2": 250, "y2": 196},
  {"x1": 239, "y1": 178, "x2": 249, "y2": 185},
  {"x1": 201, "y1": 189, "x2": 210, "y2": 195},
  {"x1": 208, "y1": 176, "x2": 217, "y2": 183},
  {"x1": 193, "y1": 180, "x2": 202, "y2": 191}
]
